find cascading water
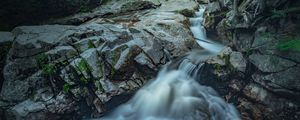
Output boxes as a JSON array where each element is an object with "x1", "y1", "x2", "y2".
[
  {"x1": 189, "y1": 6, "x2": 225, "y2": 54},
  {"x1": 100, "y1": 6, "x2": 240, "y2": 120}
]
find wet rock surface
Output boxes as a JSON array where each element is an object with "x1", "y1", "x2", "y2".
[
  {"x1": 200, "y1": 0, "x2": 300, "y2": 119},
  {"x1": 1, "y1": 0, "x2": 300, "y2": 119},
  {"x1": 0, "y1": 0, "x2": 199, "y2": 119}
]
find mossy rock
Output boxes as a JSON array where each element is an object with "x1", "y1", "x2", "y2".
[
  {"x1": 109, "y1": 45, "x2": 129, "y2": 66},
  {"x1": 120, "y1": 1, "x2": 156, "y2": 12},
  {"x1": 276, "y1": 38, "x2": 300, "y2": 52},
  {"x1": 177, "y1": 9, "x2": 195, "y2": 17}
]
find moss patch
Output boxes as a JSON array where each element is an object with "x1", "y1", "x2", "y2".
[
  {"x1": 111, "y1": 45, "x2": 128, "y2": 66},
  {"x1": 42, "y1": 63, "x2": 57, "y2": 75},
  {"x1": 78, "y1": 59, "x2": 90, "y2": 72},
  {"x1": 213, "y1": 64, "x2": 222, "y2": 72},
  {"x1": 276, "y1": 38, "x2": 300, "y2": 52},
  {"x1": 88, "y1": 40, "x2": 96, "y2": 48},
  {"x1": 63, "y1": 83, "x2": 70, "y2": 92},
  {"x1": 35, "y1": 53, "x2": 48, "y2": 67}
]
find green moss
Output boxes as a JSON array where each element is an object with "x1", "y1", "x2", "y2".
[
  {"x1": 218, "y1": 54, "x2": 236, "y2": 72},
  {"x1": 111, "y1": 45, "x2": 128, "y2": 66},
  {"x1": 60, "y1": 61, "x2": 69, "y2": 66},
  {"x1": 205, "y1": 14, "x2": 214, "y2": 25},
  {"x1": 80, "y1": 76, "x2": 89, "y2": 84},
  {"x1": 223, "y1": 20, "x2": 231, "y2": 28},
  {"x1": 276, "y1": 38, "x2": 300, "y2": 52},
  {"x1": 157, "y1": 23, "x2": 172, "y2": 30},
  {"x1": 88, "y1": 40, "x2": 96, "y2": 48},
  {"x1": 221, "y1": 55, "x2": 230, "y2": 66},
  {"x1": 245, "y1": 48, "x2": 253, "y2": 56},
  {"x1": 42, "y1": 63, "x2": 57, "y2": 75},
  {"x1": 213, "y1": 64, "x2": 222, "y2": 72},
  {"x1": 78, "y1": 59, "x2": 90, "y2": 72},
  {"x1": 63, "y1": 83, "x2": 70, "y2": 92},
  {"x1": 69, "y1": 51, "x2": 78, "y2": 57},
  {"x1": 111, "y1": 55, "x2": 119, "y2": 67},
  {"x1": 35, "y1": 53, "x2": 48, "y2": 67}
]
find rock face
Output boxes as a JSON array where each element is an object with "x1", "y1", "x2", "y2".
[
  {"x1": 0, "y1": 32, "x2": 13, "y2": 95},
  {"x1": 201, "y1": 0, "x2": 300, "y2": 120},
  {"x1": 2, "y1": 0, "x2": 299, "y2": 119},
  {"x1": 0, "y1": 0, "x2": 199, "y2": 119}
]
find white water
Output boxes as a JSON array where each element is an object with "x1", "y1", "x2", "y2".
[
  {"x1": 189, "y1": 7, "x2": 225, "y2": 54},
  {"x1": 101, "y1": 6, "x2": 240, "y2": 120}
]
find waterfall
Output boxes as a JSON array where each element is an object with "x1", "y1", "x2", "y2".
[
  {"x1": 100, "y1": 6, "x2": 240, "y2": 120},
  {"x1": 189, "y1": 6, "x2": 225, "y2": 54}
]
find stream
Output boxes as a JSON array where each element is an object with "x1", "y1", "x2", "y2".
[{"x1": 101, "y1": 6, "x2": 240, "y2": 120}]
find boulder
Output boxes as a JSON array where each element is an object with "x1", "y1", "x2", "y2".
[
  {"x1": 249, "y1": 54, "x2": 296, "y2": 73},
  {"x1": 10, "y1": 25, "x2": 76, "y2": 58},
  {"x1": 207, "y1": 2, "x2": 221, "y2": 13},
  {"x1": 0, "y1": 0, "x2": 201, "y2": 119},
  {"x1": 230, "y1": 52, "x2": 247, "y2": 72},
  {"x1": 1, "y1": 59, "x2": 45, "y2": 102},
  {"x1": 201, "y1": 0, "x2": 300, "y2": 119},
  {"x1": 252, "y1": 66, "x2": 300, "y2": 96}
]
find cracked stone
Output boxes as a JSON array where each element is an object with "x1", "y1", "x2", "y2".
[{"x1": 249, "y1": 54, "x2": 296, "y2": 73}]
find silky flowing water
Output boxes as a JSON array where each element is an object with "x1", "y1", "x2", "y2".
[{"x1": 101, "y1": 6, "x2": 240, "y2": 120}]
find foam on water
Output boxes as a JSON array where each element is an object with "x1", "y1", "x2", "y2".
[
  {"x1": 102, "y1": 61, "x2": 240, "y2": 120},
  {"x1": 189, "y1": 6, "x2": 225, "y2": 54},
  {"x1": 100, "y1": 6, "x2": 240, "y2": 120}
]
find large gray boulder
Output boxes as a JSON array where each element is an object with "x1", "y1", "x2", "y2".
[{"x1": 249, "y1": 54, "x2": 296, "y2": 73}]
